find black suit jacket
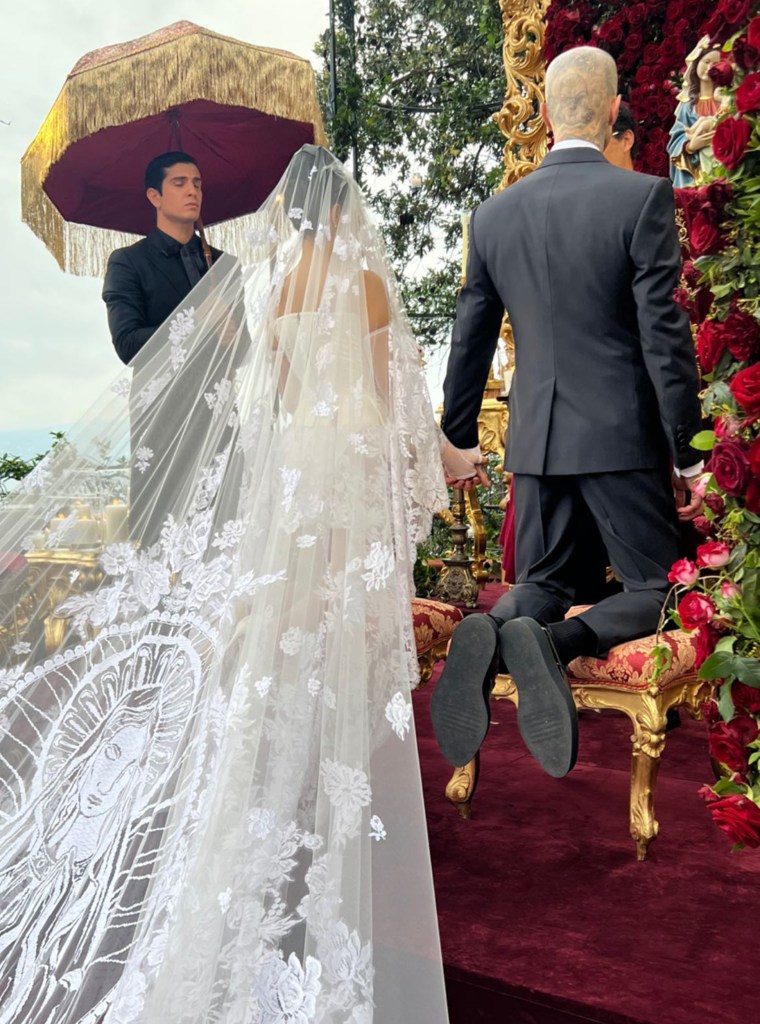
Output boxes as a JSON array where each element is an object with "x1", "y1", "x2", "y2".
[
  {"x1": 102, "y1": 229, "x2": 223, "y2": 365},
  {"x1": 441, "y1": 148, "x2": 702, "y2": 475}
]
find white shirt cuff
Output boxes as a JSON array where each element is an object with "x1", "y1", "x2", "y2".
[{"x1": 674, "y1": 461, "x2": 704, "y2": 479}]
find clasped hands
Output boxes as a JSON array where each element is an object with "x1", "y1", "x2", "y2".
[{"x1": 441, "y1": 439, "x2": 490, "y2": 490}]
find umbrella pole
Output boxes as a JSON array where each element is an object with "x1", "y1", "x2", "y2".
[{"x1": 196, "y1": 217, "x2": 213, "y2": 269}]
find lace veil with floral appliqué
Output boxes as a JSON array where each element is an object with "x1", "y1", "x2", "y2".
[{"x1": 0, "y1": 144, "x2": 449, "y2": 1023}]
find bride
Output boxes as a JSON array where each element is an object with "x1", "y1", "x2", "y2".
[{"x1": 0, "y1": 145, "x2": 449, "y2": 1023}]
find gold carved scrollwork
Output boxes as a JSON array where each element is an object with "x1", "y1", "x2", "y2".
[
  {"x1": 493, "y1": 0, "x2": 549, "y2": 370},
  {"x1": 494, "y1": 0, "x2": 550, "y2": 192}
]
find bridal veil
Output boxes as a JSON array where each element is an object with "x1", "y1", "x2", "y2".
[{"x1": 0, "y1": 145, "x2": 449, "y2": 1023}]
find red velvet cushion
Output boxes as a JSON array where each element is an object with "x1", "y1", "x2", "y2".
[
  {"x1": 412, "y1": 598, "x2": 463, "y2": 655},
  {"x1": 568, "y1": 629, "x2": 699, "y2": 692}
]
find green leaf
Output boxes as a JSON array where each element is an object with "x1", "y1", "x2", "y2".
[
  {"x1": 699, "y1": 651, "x2": 739, "y2": 681},
  {"x1": 713, "y1": 776, "x2": 744, "y2": 795},
  {"x1": 715, "y1": 636, "x2": 737, "y2": 654},
  {"x1": 733, "y1": 656, "x2": 760, "y2": 687},
  {"x1": 718, "y1": 682, "x2": 736, "y2": 723},
  {"x1": 690, "y1": 430, "x2": 716, "y2": 451}
]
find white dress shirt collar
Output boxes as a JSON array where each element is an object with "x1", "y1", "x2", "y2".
[{"x1": 551, "y1": 139, "x2": 601, "y2": 152}]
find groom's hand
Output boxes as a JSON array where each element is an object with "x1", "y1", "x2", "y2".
[{"x1": 672, "y1": 471, "x2": 704, "y2": 521}]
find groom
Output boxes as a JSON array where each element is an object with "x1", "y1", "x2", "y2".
[{"x1": 433, "y1": 47, "x2": 703, "y2": 779}]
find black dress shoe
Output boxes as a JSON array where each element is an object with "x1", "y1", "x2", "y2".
[
  {"x1": 500, "y1": 617, "x2": 578, "y2": 778},
  {"x1": 430, "y1": 615, "x2": 499, "y2": 767}
]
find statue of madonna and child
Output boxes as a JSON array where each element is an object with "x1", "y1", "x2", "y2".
[{"x1": 668, "y1": 36, "x2": 730, "y2": 187}]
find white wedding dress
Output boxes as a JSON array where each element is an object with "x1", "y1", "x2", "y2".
[{"x1": 0, "y1": 146, "x2": 449, "y2": 1023}]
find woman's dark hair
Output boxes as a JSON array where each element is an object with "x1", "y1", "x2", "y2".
[
  {"x1": 612, "y1": 101, "x2": 639, "y2": 159},
  {"x1": 282, "y1": 145, "x2": 349, "y2": 233},
  {"x1": 144, "y1": 151, "x2": 200, "y2": 193},
  {"x1": 684, "y1": 45, "x2": 720, "y2": 107}
]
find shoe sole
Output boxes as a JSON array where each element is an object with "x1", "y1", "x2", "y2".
[
  {"x1": 501, "y1": 618, "x2": 578, "y2": 778},
  {"x1": 430, "y1": 615, "x2": 497, "y2": 766}
]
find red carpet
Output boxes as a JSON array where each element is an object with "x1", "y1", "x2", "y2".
[{"x1": 415, "y1": 586, "x2": 759, "y2": 1024}]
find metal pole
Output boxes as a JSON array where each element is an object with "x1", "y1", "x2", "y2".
[{"x1": 328, "y1": 0, "x2": 338, "y2": 125}]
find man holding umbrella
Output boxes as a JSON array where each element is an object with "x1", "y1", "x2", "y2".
[
  {"x1": 102, "y1": 150, "x2": 221, "y2": 364},
  {"x1": 102, "y1": 151, "x2": 235, "y2": 548}
]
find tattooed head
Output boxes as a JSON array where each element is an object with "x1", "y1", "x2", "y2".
[{"x1": 545, "y1": 47, "x2": 619, "y2": 150}]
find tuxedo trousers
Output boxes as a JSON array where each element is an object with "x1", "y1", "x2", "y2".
[{"x1": 489, "y1": 468, "x2": 681, "y2": 656}]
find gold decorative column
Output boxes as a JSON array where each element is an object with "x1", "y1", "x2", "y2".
[{"x1": 493, "y1": 0, "x2": 550, "y2": 370}]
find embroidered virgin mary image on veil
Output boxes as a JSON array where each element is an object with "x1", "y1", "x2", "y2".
[{"x1": 0, "y1": 145, "x2": 450, "y2": 1024}]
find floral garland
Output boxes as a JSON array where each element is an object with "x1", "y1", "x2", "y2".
[
  {"x1": 666, "y1": 2, "x2": 760, "y2": 849},
  {"x1": 545, "y1": 0, "x2": 723, "y2": 176}
]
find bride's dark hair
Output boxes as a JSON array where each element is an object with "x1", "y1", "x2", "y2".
[{"x1": 283, "y1": 144, "x2": 349, "y2": 233}]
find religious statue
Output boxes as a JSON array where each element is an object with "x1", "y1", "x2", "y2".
[{"x1": 667, "y1": 38, "x2": 727, "y2": 187}]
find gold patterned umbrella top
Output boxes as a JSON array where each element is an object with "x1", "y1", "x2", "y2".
[{"x1": 21, "y1": 21, "x2": 328, "y2": 276}]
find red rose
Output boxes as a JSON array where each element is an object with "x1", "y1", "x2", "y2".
[
  {"x1": 695, "y1": 623, "x2": 721, "y2": 668},
  {"x1": 709, "y1": 440, "x2": 751, "y2": 496},
  {"x1": 704, "y1": 179, "x2": 733, "y2": 218},
  {"x1": 749, "y1": 16, "x2": 760, "y2": 51},
  {"x1": 677, "y1": 591, "x2": 716, "y2": 630},
  {"x1": 701, "y1": 697, "x2": 721, "y2": 724},
  {"x1": 736, "y1": 72, "x2": 760, "y2": 114},
  {"x1": 696, "y1": 320, "x2": 727, "y2": 374},
  {"x1": 598, "y1": 20, "x2": 624, "y2": 46},
  {"x1": 703, "y1": 791, "x2": 760, "y2": 847},
  {"x1": 709, "y1": 60, "x2": 735, "y2": 89},
  {"x1": 626, "y1": 31, "x2": 645, "y2": 52},
  {"x1": 690, "y1": 211, "x2": 727, "y2": 256},
  {"x1": 746, "y1": 479, "x2": 760, "y2": 513},
  {"x1": 708, "y1": 715, "x2": 759, "y2": 776},
  {"x1": 696, "y1": 540, "x2": 731, "y2": 567},
  {"x1": 713, "y1": 117, "x2": 753, "y2": 171},
  {"x1": 723, "y1": 311, "x2": 760, "y2": 362},
  {"x1": 706, "y1": 0, "x2": 752, "y2": 43},
  {"x1": 704, "y1": 492, "x2": 726, "y2": 515},
  {"x1": 732, "y1": 681, "x2": 760, "y2": 714},
  {"x1": 627, "y1": 3, "x2": 648, "y2": 27},
  {"x1": 748, "y1": 435, "x2": 760, "y2": 478},
  {"x1": 733, "y1": 36, "x2": 760, "y2": 71},
  {"x1": 692, "y1": 514, "x2": 715, "y2": 536},
  {"x1": 730, "y1": 362, "x2": 760, "y2": 416}
]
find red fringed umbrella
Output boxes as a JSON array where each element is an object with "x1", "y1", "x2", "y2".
[{"x1": 21, "y1": 21, "x2": 328, "y2": 275}]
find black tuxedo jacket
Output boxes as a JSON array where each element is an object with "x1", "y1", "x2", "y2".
[
  {"x1": 102, "y1": 229, "x2": 223, "y2": 365},
  {"x1": 441, "y1": 148, "x2": 702, "y2": 475}
]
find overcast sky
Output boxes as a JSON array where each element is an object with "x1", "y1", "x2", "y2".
[{"x1": 0, "y1": 2, "x2": 330, "y2": 442}]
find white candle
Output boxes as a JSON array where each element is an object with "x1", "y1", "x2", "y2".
[{"x1": 104, "y1": 501, "x2": 129, "y2": 544}]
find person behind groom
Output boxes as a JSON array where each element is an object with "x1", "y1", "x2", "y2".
[{"x1": 433, "y1": 46, "x2": 703, "y2": 781}]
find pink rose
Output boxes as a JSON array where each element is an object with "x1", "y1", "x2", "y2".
[
  {"x1": 668, "y1": 558, "x2": 700, "y2": 586},
  {"x1": 714, "y1": 415, "x2": 742, "y2": 440},
  {"x1": 721, "y1": 580, "x2": 741, "y2": 600},
  {"x1": 696, "y1": 541, "x2": 731, "y2": 568},
  {"x1": 689, "y1": 474, "x2": 710, "y2": 498}
]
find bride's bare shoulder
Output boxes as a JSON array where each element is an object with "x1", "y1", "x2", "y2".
[{"x1": 362, "y1": 270, "x2": 390, "y2": 331}]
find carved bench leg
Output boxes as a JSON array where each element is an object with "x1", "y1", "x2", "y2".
[
  {"x1": 629, "y1": 697, "x2": 667, "y2": 861},
  {"x1": 445, "y1": 754, "x2": 480, "y2": 820}
]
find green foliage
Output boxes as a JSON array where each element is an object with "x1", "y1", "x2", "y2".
[
  {"x1": 0, "y1": 433, "x2": 63, "y2": 491},
  {"x1": 317, "y1": 0, "x2": 506, "y2": 349}
]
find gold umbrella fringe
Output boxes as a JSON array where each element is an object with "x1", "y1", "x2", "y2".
[{"x1": 21, "y1": 27, "x2": 327, "y2": 276}]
